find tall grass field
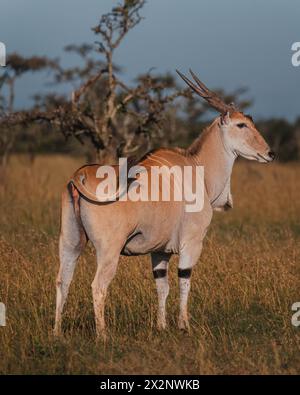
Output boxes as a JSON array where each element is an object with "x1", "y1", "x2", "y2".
[{"x1": 0, "y1": 155, "x2": 299, "y2": 374}]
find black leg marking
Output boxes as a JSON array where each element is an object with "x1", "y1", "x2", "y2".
[
  {"x1": 178, "y1": 268, "x2": 192, "y2": 279},
  {"x1": 153, "y1": 269, "x2": 167, "y2": 279}
]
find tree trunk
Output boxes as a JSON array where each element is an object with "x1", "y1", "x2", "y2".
[
  {"x1": 0, "y1": 161, "x2": 8, "y2": 188},
  {"x1": 96, "y1": 147, "x2": 118, "y2": 165}
]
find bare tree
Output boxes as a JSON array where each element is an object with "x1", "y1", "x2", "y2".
[
  {"x1": 0, "y1": 0, "x2": 252, "y2": 166},
  {"x1": 0, "y1": 54, "x2": 58, "y2": 168},
  {"x1": 0, "y1": 0, "x2": 190, "y2": 164}
]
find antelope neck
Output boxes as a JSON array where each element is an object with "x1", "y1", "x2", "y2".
[{"x1": 190, "y1": 121, "x2": 236, "y2": 205}]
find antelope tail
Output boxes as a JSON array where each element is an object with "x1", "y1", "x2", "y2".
[{"x1": 67, "y1": 181, "x2": 82, "y2": 224}]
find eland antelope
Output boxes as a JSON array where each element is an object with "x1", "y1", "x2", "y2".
[{"x1": 54, "y1": 70, "x2": 275, "y2": 338}]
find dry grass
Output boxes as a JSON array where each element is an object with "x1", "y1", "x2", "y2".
[{"x1": 0, "y1": 155, "x2": 299, "y2": 374}]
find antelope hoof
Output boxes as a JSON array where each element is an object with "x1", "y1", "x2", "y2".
[
  {"x1": 178, "y1": 318, "x2": 190, "y2": 333},
  {"x1": 53, "y1": 324, "x2": 62, "y2": 337},
  {"x1": 157, "y1": 319, "x2": 167, "y2": 331},
  {"x1": 96, "y1": 329, "x2": 107, "y2": 343}
]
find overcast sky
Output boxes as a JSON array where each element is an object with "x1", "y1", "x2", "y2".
[{"x1": 0, "y1": 0, "x2": 299, "y2": 121}]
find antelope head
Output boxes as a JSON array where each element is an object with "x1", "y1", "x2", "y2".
[{"x1": 176, "y1": 69, "x2": 275, "y2": 163}]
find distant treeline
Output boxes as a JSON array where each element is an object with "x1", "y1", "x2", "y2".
[
  {"x1": 12, "y1": 115, "x2": 300, "y2": 162},
  {"x1": 1, "y1": 0, "x2": 299, "y2": 165}
]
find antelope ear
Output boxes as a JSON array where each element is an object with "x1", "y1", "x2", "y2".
[{"x1": 220, "y1": 111, "x2": 230, "y2": 126}]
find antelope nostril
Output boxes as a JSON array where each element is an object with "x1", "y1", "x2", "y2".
[{"x1": 268, "y1": 151, "x2": 275, "y2": 160}]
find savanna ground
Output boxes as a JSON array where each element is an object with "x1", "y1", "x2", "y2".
[{"x1": 0, "y1": 155, "x2": 299, "y2": 374}]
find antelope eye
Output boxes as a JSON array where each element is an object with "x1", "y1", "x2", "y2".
[{"x1": 237, "y1": 123, "x2": 247, "y2": 129}]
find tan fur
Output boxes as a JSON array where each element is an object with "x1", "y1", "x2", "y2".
[{"x1": 54, "y1": 110, "x2": 274, "y2": 338}]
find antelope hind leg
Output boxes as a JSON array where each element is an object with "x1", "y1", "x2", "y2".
[
  {"x1": 91, "y1": 249, "x2": 120, "y2": 339},
  {"x1": 54, "y1": 189, "x2": 86, "y2": 336}
]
